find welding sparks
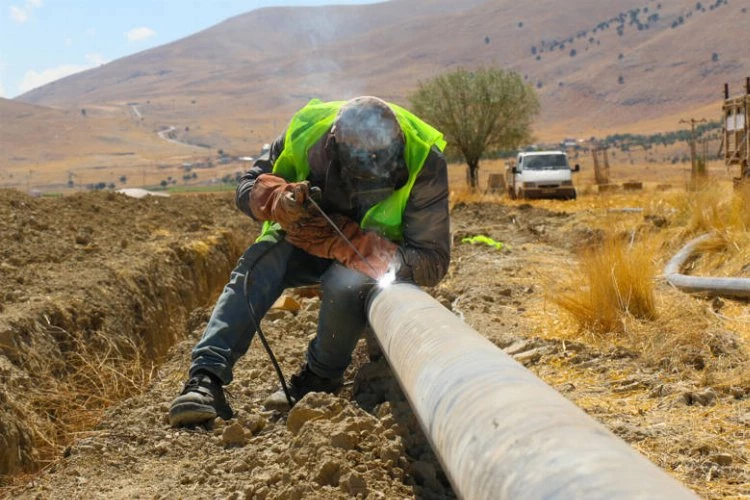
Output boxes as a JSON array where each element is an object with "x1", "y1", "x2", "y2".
[{"x1": 378, "y1": 267, "x2": 397, "y2": 288}]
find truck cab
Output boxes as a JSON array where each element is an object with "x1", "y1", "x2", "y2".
[{"x1": 506, "y1": 151, "x2": 578, "y2": 200}]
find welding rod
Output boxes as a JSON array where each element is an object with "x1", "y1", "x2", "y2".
[{"x1": 304, "y1": 195, "x2": 380, "y2": 278}]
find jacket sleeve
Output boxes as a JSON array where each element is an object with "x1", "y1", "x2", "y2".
[
  {"x1": 397, "y1": 146, "x2": 451, "y2": 287},
  {"x1": 235, "y1": 133, "x2": 286, "y2": 219}
]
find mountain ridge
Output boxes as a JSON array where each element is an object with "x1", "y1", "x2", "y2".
[{"x1": 4, "y1": 0, "x2": 747, "y2": 177}]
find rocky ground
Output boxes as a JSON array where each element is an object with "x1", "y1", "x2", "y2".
[{"x1": 0, "y1": 189, "x2": 748, "y2": 499}]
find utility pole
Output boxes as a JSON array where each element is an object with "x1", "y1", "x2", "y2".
[{"x1": 680, "y1": 118, "x2": 707, "y2": 180}]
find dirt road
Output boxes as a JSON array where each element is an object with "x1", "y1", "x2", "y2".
[{"x1": 0, "y1": 190, "x2": 747, "y2": 499}]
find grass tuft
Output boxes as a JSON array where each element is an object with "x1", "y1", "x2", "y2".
[
  {"x1": 448, "y1": 187, "x2": 505, "y2": 210},
  {"x1": 553, "y1": 232, "x2": 657, "y2": 335},
  {"x1": 16, "y1": 322, "x2": 155, "y2": 470}
]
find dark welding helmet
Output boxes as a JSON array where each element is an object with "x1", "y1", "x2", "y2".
[{"x1": 330, "y1": 97, "x2": 408, "y2": 203}]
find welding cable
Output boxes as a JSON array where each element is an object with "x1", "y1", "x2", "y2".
[
  {"x1": 242, "y1": 243, "x2": 296, "y2": 409},
  {"x1": 243, "y1": 191, "x2": 394, "y2": 410}
]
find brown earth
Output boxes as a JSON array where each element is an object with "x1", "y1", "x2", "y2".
[{"x1": 0, "y1": 187, "x2": 748, "y2": 499}]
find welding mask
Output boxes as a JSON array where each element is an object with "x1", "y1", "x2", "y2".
[{"x1": 330, "y1": 97, "x2": 408, "y2": 208}]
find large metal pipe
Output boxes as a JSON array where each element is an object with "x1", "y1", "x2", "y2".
[
  {"x1": 665, "y1": 234, "x2": 750, "y2": 298},
  {"x1": 367, "y1": 283, "x2": 696, "y2": 499}
]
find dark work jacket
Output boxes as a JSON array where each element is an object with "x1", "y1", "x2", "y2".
[{"x1": 235, "y1": 130, "x2": 451, "y2": 287}]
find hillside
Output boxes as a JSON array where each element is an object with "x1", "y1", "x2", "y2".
[
  {"x1": 17, "y1": 0, "x2": 746, "y2": 121},
  {"x1": 5, "y1": 0, "x2": 749, "y2": 184},
  {"x1": 0, "y1": 97, "x2": 211, "y2": 191}
]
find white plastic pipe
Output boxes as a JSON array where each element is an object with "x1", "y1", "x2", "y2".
[
  {"x1": 367, "y1": 283, "x2": 696, "y2": 500},
  {"x1": 665, "y1": 233, "x2": 750, "y2": 297}
]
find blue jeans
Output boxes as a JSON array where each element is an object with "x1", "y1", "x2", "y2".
[{"x1": 189, "y1": 239, "x2": 375, "y2": 384}]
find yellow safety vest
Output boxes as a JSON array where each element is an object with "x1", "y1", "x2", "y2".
[{"x1": 258, "y1": 98, "x2": 445, "y2": 243}]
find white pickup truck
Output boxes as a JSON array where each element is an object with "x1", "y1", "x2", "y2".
[{"x1": 506, "y1": 150, "x2": 579, "y2": 200}]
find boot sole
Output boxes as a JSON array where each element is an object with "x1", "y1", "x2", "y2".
[{"x1": 169, "y1": 402, "x2": 218, "y2": 427}]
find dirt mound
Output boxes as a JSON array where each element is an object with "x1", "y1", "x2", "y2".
[
  {"x1": 7, "y1": 300, "x2": 453, "y2": 499},
  {"x1": 0, "y1": 189, "x2": 255, "y2": 476}
]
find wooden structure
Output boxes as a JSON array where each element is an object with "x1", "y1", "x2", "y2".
[
  {"x1": 680, "y1": 118, "x2": 708, "y2": 180},
  {"x1": 592, "y1": 146, "x2": 611, "y2": 188},
  {"x1": 487, "y1": 173, "x2": 506, "y2": 194},
  {"x1": 722, "y1": 77, "x2": 750, "y2": 182}
]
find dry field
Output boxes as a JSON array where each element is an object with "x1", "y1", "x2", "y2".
[
  {"x1": 2, "y1": 0, "x2": 747, "y2": 494},
  {"x1": 0, "y1": 159, "x2": 747, "y2": 498}
]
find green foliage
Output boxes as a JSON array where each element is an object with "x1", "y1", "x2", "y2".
[
  {"x1": 599, "y1": 120, "x2": 721, "y2": 151},
  {"x1": 409, "y1": 67, "x2": 540, "y2": 189}
]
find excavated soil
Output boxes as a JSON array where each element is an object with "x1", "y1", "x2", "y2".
[{"x1": 0, "y1": 190, "x2": 748, "y2": 499}]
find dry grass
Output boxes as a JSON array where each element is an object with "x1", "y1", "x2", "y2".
[
  {"x1": 448, "y1": 185, "x2": 505, "y2": 210},
  {"x1": 552, "y1": 232, "x2": 658, "y2": 335},
  {"x1": 13, "y1": 321, "x2": 155, "y2": 469},
  {"x1": 545, "y1": 176, "x2": 749, "y2": 389},
  {"x1": 656, "y1": 182, "x2": 750, "y2": 280},
  {"x1": 666, "y1": 180, "x2": 750, "y2": 233}
]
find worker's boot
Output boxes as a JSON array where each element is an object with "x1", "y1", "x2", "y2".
[
  {"x1": 169, "y1": 371, "x2": 233, "y2": 427},
  {"x1": 263, "y1": 364, "x2": 343, "y2": 412}
]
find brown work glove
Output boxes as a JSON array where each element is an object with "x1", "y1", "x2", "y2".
[
  {"x1": 249, "y1": 174, "x2": 312, "y2": 227},
  {"x1": 285, "y1": 213, "x2": 399, "y2": 281}
]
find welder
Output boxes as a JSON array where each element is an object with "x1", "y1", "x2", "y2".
[{"x1": 169, "y1": 96, "x2": 450, "y2": 427}]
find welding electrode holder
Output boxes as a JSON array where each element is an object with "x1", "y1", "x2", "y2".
[{"x1": 306, "y1": 185, "x2": 323, "y2": 206}]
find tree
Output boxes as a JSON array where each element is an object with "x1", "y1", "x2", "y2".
[{"x1": 409, "y1": 67, "x2": 540, "y2": 190}]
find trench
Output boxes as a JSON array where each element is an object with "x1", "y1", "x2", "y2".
[
  {"x1": 0, "y1": 226, "x2": 456, "y2": 498},
  {"x1": 0, "y1": 228, "x2": 251, "y2": 479}
]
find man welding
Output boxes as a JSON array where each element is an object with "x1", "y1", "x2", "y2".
[{"x1": 169, "y1": 96, "x2": 451, "y2": 427}]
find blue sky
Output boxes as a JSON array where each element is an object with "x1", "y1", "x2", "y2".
[{"x1": 0, "y1": 0, "x2": 383, "y2": 99}]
